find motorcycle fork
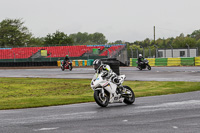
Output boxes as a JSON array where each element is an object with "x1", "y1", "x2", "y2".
[{"x1": 101, "y1": 88, "x2": 105, "y2": 97}]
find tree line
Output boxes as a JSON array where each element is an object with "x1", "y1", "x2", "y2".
[
  {"x1": 0, "y1": 19, "x2": 108, "y2": 47},
  {"x1": 0, "y1": 18, "x2": 200, "y2": 51}
]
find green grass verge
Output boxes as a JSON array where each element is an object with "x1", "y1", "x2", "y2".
[{"x1": 0, "y1": 77, "x2": 200, "y2": 110}]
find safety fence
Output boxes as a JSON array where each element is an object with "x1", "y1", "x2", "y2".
[{"x1": 130, "y1": 57, "x2": 200, "y2": 67}]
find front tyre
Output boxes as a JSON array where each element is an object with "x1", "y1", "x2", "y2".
[
  {"x1": 94, "y1": 90, "x2": 109, "y2": 107},
  {"x1": 61, "y1": 66, "x2": 65, "y2": 71},
  {"x1": 147, "y1": 64, "x2": 151, "y2": 70},
  {"x1": 123, "y1": 86, "x2": 135, "y2": 105},
  {"x1": 69, "y1": 65, "x2": 72, "y2": 71},
  {"x1": 138, "y1": 66, "x2": 142, "y2": 70}
]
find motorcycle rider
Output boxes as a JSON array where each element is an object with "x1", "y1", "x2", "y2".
[
  {"x1": 137, "y1": 54, "x2": 144, "y2": 67},
  {"x1": 93, "y1": 59, "x2": 120, "y2": 86},
  {"x1": 63, "y1": 55, "x2": 70, "y2": 67}
]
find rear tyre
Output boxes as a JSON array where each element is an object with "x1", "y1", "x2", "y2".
[
  {"x1": 123, "y1": 86, "x2": 135, "y2": 105},
  {"x1": 94, "y1": 90, "x2": 109, "y2": 107}
]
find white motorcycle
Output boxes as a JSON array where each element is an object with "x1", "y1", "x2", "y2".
[{"x1": 91, "y1": 72, "x2": 135, "y2": 107}]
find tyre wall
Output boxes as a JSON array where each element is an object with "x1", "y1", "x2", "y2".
[
  {"x1": 195, "y1": 57, "x2": 200, "y2": 66},
  {"x1": 130, "y1": 57, "x2": 198, "y2": 66}
]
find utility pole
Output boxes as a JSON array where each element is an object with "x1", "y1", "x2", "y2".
[
  {"x1": 186, "y1": 44, "x2": 190, "y2": 57},
  {"x1": 169, "y1": 44, "x2": 173, "y2": 58},
  {"x1": 154, "y1": 26, "x2": 155, "y2": 44}
]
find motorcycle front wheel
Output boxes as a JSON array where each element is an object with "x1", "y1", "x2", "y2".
[
  {"x1": 69, "y1": 65, "x2": 72, "y2": 71},
  {"x1": 61, "y1": 66, "x2": 65, "y2": 71},
  {"x1": 147, "y1": 65, "x2": 151, "y2": 70},
  {"x1": 123, "y1": 86, "x2": 135, "y2": 105},
  {"x1": 94, "y1": 90, "x2": 109, "y2": 107},
  {"x1": 138, "y1": 66, "x2": 142, "y2": 70}
]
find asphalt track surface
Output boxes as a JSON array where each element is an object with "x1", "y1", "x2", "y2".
[
  {"x1": 0, "y1": 91, "x2": 200, "y2": 133},
  {"x1": 0, "y1": 66, "x2": 200, "y2": 81},
  {"x1": 0, "y1": 67, "x2": 200, "y2": 133}
]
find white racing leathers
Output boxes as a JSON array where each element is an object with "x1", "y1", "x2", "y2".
[{"x1": 96, "y1": 64, "x2": 119, "y2": 85}]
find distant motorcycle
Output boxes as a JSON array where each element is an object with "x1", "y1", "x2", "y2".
[
  {"x1": 61, "y1": 60, "x2": 72, "y2": 71},
  {"x1": 136, "y1": 59, "x2": 151, "y2": 70},
  {"x1": 91, "y1": 72, "x2": 135, "y2": 107}
]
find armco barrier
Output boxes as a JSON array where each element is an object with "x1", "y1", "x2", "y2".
[
  {"x1": 167, "y1": 58, "x2": 181, "y2": 66},
  {"x1": 195, "y1": 57, "x2": 200, "y2": 66},
  {"x1": 148, "y1": 58, "x2": 155, "y2": 67},
  {"x1": 181, "y1": 57, "x2": 195, "y2": 66},
  {"x1": 155, "y1": 58, "x2": 168, "y2": 66}
]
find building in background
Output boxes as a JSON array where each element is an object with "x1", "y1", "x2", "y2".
[{"x1": 158, "y1": 48, "x2": 197, "y2": 58}]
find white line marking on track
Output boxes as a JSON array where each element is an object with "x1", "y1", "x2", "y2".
[
  {"x1": 139, "y1": 100, "x2": 200, "y2": 109},
  {"x1": 34, "y1": 127, "x2": 59, "y2": 131},
  {"x1": 2, "y1": 111, "x2": 97, "y2": 124},
  {"x1": 172, "y1": 126, "x2": 178, "y2": 129}
]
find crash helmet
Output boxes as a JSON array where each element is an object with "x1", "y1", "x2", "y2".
[
  {"x1": 93, "y1": 59, "x2": 102, "y2": 70},
  {"x1": 139, "y1": 54, "x2": 142, "y2": 57}
]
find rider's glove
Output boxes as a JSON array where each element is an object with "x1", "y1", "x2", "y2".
[{"x1": 101, "y1": 72, "x2": 108, "y2": 77}]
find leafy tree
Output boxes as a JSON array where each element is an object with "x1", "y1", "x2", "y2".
[
  {"x1": 88, "y1": 32, "x2": 108, "y2": 44},
  {"x1": 29, "y1": 37, "x2": 45, "y2": 47},
  {"x1": 184, "y1": 37, "x2": 196, "y2": 48},
  {"x1": 114, "y1": 40, "x2": 123, "y2": 44},
  {"x1": 0, "y1": 18, "x2": 32, "y2": 47},
  {"x1": 69, "y1": 32, "x2": 107, "y2": 45},
  {"x1": 190, "y1": 29, "x2": 200, "y2": 40},
  {"x1": 172, "y1": 34, "x2": 185, "y2": 48},
  {"x1": 197, "y1": 39, "x2": 200, "y2": 47},
  {"x1": 69, "y1": 32, "x2": 89, "y2": 45},
  {"x1": 44, "y1": 31, "x2": 73, "y2": 46}
]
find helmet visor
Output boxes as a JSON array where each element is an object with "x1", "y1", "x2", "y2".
[{"x1": 93, "y1": 64, "x2": 98, "y2": 70}]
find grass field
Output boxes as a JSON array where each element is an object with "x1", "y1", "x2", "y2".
[{"x1": 0, "y1": 77, "x2": 200, "y2": 110}]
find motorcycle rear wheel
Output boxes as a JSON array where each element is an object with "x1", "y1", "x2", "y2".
[
  {"x1": 123, "y1": 86, "x2": 135, "y2": 105},
  {"x1": 94, "y1": 90, "x2": 109, "y2": 107}
]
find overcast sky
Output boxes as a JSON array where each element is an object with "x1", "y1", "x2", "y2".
[{"x1": 1, "y1": 0, "x2": 200, "y2": 42}]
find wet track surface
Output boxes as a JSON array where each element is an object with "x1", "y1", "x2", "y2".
[
  {"x1": 0, "y1": 66, "x2": 200, "y2": 81},
  {"x1": 0, "y1": 91, "x2": 200, "y2": 133},
  {"x1": 0, "y1": 66, "x2": 200, "y2": 133}
]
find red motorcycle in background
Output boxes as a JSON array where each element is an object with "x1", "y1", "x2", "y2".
[{"x1": 61, "y1": 60, "x2": 73, "y2": 71}]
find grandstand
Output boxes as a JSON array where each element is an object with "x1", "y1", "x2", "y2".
[{"x1": 0, "y1": 44, "x2": 125, "y2": 60}]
